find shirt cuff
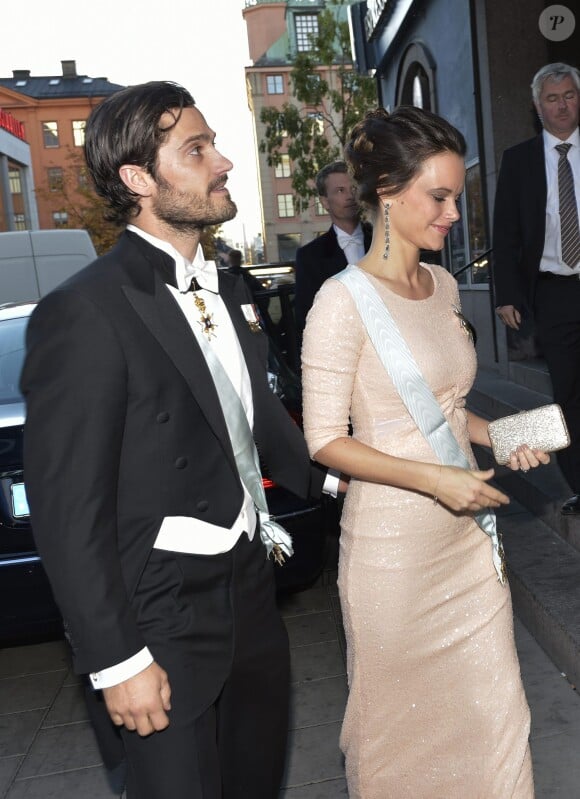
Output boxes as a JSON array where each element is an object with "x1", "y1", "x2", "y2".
[
  {"x1": 322, "y1": 469, "x2": 340, "y2": 498},
  {"x1": 89, "y1": 647, "x2": 154, "y2": 690}
]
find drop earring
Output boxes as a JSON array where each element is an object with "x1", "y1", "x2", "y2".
[{"x1": 383, "y1": 201, "x2": 391, "y2": 260}]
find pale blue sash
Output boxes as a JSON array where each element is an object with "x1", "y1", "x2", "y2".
[
  {"x1": 335, "y1": 265, "x2": 505, "y2": 583},
  {"x1": 195, "y1": 331, "x2": 293, "y2": 562}
]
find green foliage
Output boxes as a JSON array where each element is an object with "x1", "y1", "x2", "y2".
[
  {"x1": 259, "y1": 0, "x2": 377, "y2": 212},
  {"x1": 200, "y1": 225, "x2": 222, "y2": 260}
]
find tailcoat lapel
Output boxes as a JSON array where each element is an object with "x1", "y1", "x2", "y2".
[{"x1": 121, "y1": 246, "x2": 238, "y2": 474}]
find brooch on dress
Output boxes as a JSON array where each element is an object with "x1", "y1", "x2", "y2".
[{"x1": 452, "y1": 305, "x2": 476, "y2": 345}]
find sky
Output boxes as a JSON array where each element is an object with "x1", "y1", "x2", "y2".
[{"x1": 1, "y1": 0, "x2": 262, "y2": 248}]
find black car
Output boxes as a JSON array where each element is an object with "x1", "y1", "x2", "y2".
[
  {"x1": 0, "y1": 303, "x2": 61, "y2": 640},
  {"x1": 0, "y1": 288, "x2": 334, "y2": 639}
]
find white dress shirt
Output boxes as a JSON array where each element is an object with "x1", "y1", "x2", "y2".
[
  {"x1": 540, "y1": 127, "x2": 580, "y2": 275},
  {"x1": 334, "y1": 222, "x2": 366, "y2": 265}
]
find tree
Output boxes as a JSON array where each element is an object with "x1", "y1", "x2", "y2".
[
  {"x1": 36, "y1": 148, "x2": 122, "y2": 255},
  {"x1": 259, "y1": 0, "x2": 377, "y2": 213}
]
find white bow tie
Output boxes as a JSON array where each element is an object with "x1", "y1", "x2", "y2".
[
  {"x1": 185, "y1": 259, "x2": 219, "y2": 293},
  {"x1": 337, "y1": 231, "x2": 363, "y2": 247}
]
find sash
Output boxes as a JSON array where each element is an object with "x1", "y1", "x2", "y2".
[
  {"x1": 195, "y1": 327, "x2": 293, "y2": 563},
  {"x1": 335, "y1": 265, "x2": 505, "y2": 584}
]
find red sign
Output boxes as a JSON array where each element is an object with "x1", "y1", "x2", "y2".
[{"x1": 0, "y1": 109, "x2": 26, "y2": 141}]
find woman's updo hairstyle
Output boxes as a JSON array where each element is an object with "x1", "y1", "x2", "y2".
[{"x1": 344, "y1": 106, "x2": 466, "y2": 210}]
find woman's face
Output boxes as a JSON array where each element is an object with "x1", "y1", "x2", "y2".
[{"x1": 387, "y1": 151, "x2": 465, "y2": 253}]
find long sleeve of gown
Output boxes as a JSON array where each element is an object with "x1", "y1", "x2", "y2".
[{"x1": 301, "y1": 279, "x2": 363, "y2": 457}]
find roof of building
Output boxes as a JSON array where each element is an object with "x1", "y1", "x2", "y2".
[{"x1": 0, "y1": 61, "x2": 124, "y2": 99}]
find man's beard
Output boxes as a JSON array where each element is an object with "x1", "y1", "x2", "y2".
[{"x1": 152, "y1": 176, "x2": 237, "y2": 232}]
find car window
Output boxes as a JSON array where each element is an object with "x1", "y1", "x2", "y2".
[{"x1": 0, "y1": 317, "x2": 28, "y2": 402}]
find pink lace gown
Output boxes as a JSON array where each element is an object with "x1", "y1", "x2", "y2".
[{"x1": 301, "y1": 264, "x2": 533, "y2": 799}]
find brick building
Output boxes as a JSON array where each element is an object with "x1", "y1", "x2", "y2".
[
  {"x1": 243, "y1": 0, "x2": 363, "y2": 262},
  {"x1": 0, "y1": 60, "x2": 123, "y2": 231}
]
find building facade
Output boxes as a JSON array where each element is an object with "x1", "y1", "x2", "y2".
[
  {"x1": 351, "y1": 0, "x2": 578, "y2": 371},
  {"x1": 0, "y1": 107, "x2": 38, "y2": 232},
  {"x1": 0, "y1": 61, "x2": 123, "y2": 231},
  {"x1": 243, "y1": 0, "x2": 366, "y2": 262}
]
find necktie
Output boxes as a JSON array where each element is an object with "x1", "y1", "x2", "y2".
[{"x1": 556, "y1": 143, "x2": 580, "y2": 269}]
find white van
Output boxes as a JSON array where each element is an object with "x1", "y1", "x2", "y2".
[{"x1": 0, "y1": 229, "x2": 97, "y2": 304}]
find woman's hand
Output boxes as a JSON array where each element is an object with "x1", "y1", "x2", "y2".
[
  {"x1": 435, "y1": 466, "x2": 509, "y2": 513},
  {"x1": 507, "y1": 445, "x2": 550, "y2": 472}
]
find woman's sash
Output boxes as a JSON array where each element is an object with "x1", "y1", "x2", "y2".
[{"x1": 334, "y1": 265, "x2": 505, "y2": 584}]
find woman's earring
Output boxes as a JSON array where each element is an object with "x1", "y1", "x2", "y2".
[{"x1": 383, "y1": 202, "x2": 391, "y2": 260}]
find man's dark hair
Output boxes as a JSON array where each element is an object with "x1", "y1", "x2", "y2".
[
  {"x1": 344, "y1": 105, "x2": 466, "y2": 210},
  {"x1": 315, "y1": 161, "x2": 349, "y2": 197},
  {"x1": 228, "y1": 249, "x2": 243, "y2": 268},
  {"x1": 84, "y1": 81, "x2": 196, "y2": 224}
]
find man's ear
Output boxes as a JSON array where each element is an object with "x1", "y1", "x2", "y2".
[
  {"x1": 118, "y1": 164, "x2": 153, "y2": 197},
  {"x1": 319, "y1": 195, "x2": 330, "y2": 213}
]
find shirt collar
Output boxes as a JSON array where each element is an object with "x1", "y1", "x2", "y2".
[
  {"x1": 333, "y1": 222, "x2": 364, "y2": 244},
  {"x1": 126, "y1": 225, "x2": 216, "y2": 292},
  {"x1": 543, "y1": 126, "x2": 580, "y2": 151}
]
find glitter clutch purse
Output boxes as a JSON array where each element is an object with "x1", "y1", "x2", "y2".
[{"x1": 487, "y1": 404, "x2": 570, "y2": 465}]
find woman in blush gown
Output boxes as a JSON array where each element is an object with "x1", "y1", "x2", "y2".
[{"x1": 301, "y1": 106, "x2": 549, "y2": 799}]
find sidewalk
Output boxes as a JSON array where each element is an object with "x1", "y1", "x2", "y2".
[{"x1": 1, "y1": 558, "x2": 579, "y2": 798}]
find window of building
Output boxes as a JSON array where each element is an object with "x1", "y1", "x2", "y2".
[
  {"x1": 13, "y1": 213, "x2": 26, "y2": 230},
  {"x1": 266, "y1": 75, "x2": 284, "y2": 94},
  {"x1": 277, "y1": 194, "x2": 295, "y2": 218},
  {"x1": 42, "y1": 121, "x2": 60, "y2": 148},
  {"x1": 315, "y1": 198, "x2": 328, "y2": 216},
  {"x1": 396, "y1": 44, "x2": 436, "y2": 112},
  {"x1": 52, "y1": 211, "x2": 68, "y2": 228},
  {"x1": 444, "y1": 160, "x2": 488, "y2": 287},
  {"x1": 8, "y1": 169, "x2": 22, "y2": 194},
  {"x1": 277, "y1": 233, "x2": 301, "y2": 261},
  {"x1": 47, "y1": 167, "x2": 64, "y2": 191},
  {"x1": 307, "y1": 112, "x2": 324, "y2": 135},
  {"x1": 77, "y1": 166, "x2": 89, "y2": 188},
  {"x1": 274, "y1": 155, "x2": 291, "y2": 178},
  {"x1": 295, "y1": 14, "x2": 318, "y2": 52},
  {"x1": 72, "y1": 120, "x2": 86, "y2": 147},
  {"x1": 412, "y1": 75, "x2": 424, "y2": 108}
]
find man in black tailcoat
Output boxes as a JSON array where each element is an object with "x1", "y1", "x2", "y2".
[{"x1": 21, "y1": 81, "x2": 334, "y2": 799}]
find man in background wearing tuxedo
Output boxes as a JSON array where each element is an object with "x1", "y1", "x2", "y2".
[
  {"x1": 493, "y1": 63, "x2": 580, "y2": 515},
  {"x1": 294, "y1": 161, "x2": 372, "y2": 340},
  {"x1": 21, "y1": 81, "x2": 335, "y2": 799}
]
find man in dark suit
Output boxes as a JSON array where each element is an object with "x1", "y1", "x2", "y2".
[
  {"x1": 493, "y1": 62, "x2": 580, "y2": 514},
  {"x1": 294, "y1": 161, "x2": 372, "y2": 338},
  {"x1": 20, "y1": 82, "x2": 334, "y2": 799}
]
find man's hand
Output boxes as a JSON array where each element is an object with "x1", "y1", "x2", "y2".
[
  {"x1": 496, "y1": 305, "x2": 521, "y2": 330},
  {"x1": 103, "y1": 661, "x2": 171, "y2": 736}
]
